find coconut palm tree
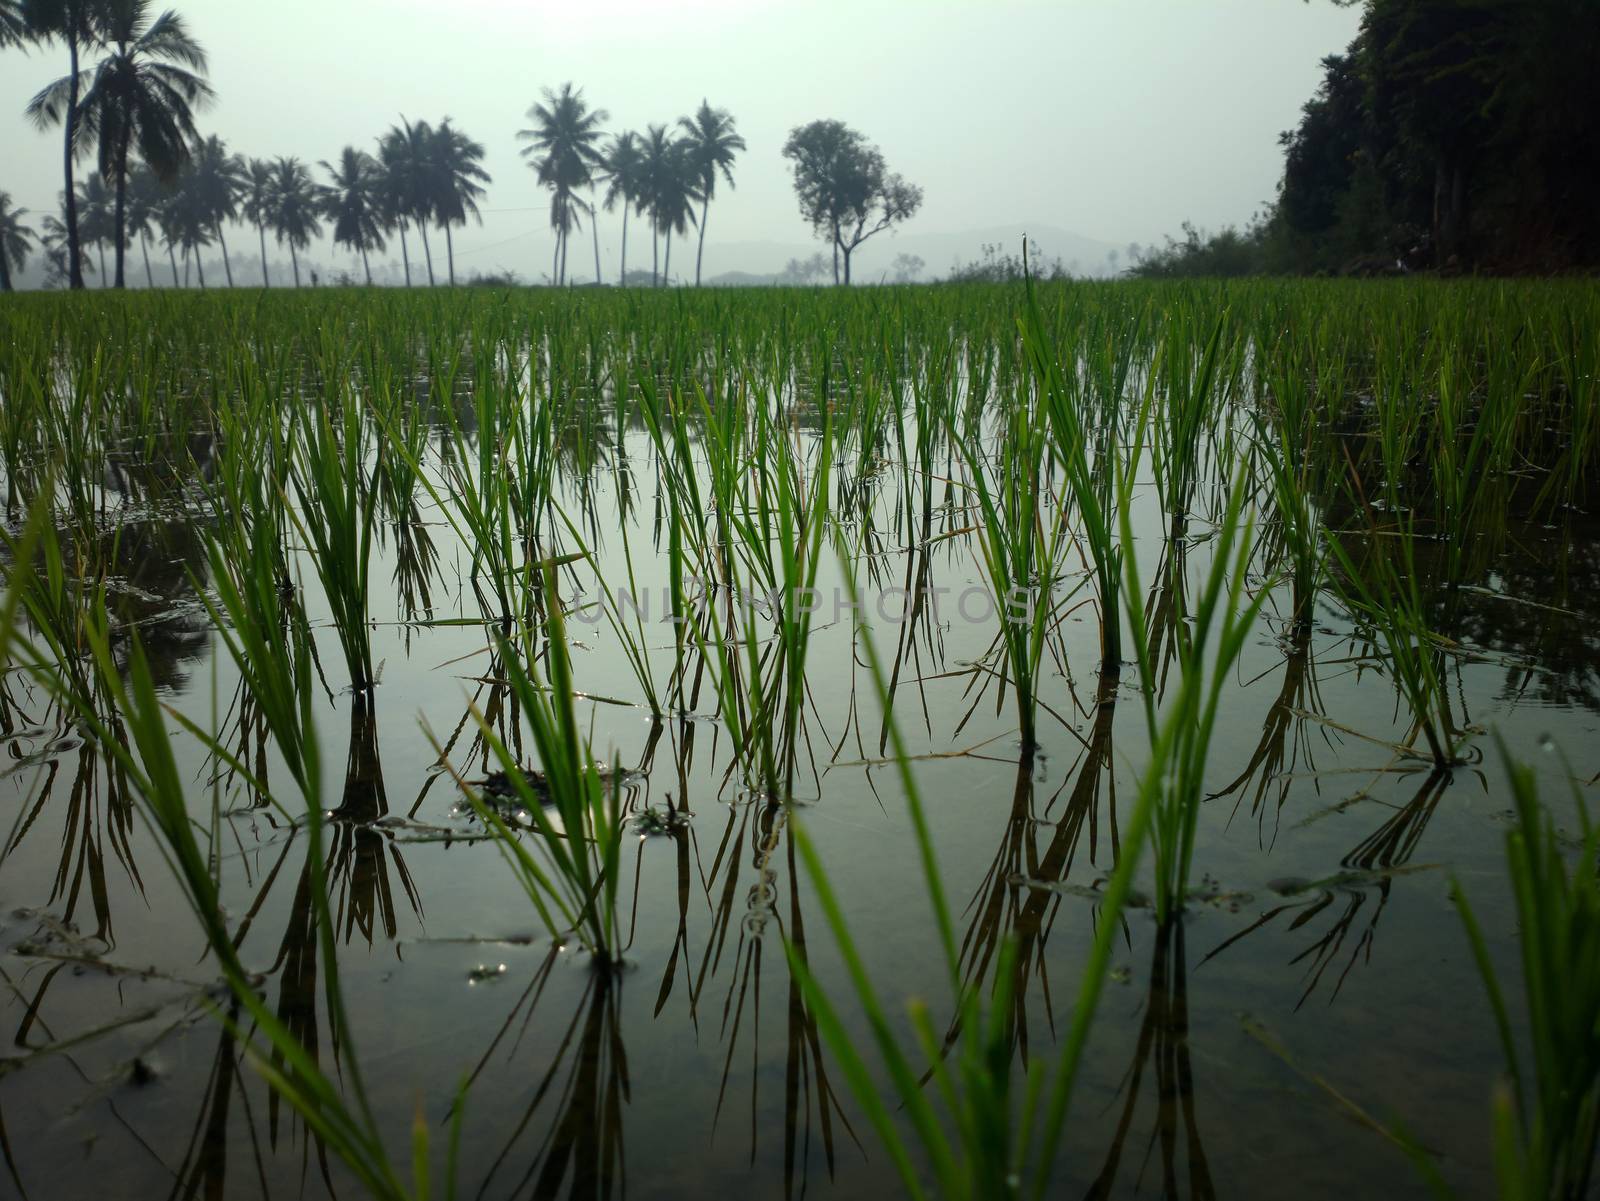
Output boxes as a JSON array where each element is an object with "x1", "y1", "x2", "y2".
[
  {"x1": 265, "y1": 155, "x2": 320, "y2": 287},
  {"x1": 239, "y1": 156, "x2": 273, "y2": 286},
  {"x1": 677, "y1": 100, "x2": 744, "y2": 286},
  {"x1": 651, "y1": 141, "x2": 700, "y2": 289},
  {"x1": 518, "y1": 82, "x2": 608, "y2": 286},
  {"x1": 183, "y1": 135, "x2": 241, "y2": 285},
  {"x1": 376, "y1": 128, "x2": 415, "y2": 286},
  {"x1": 70, "y1": 0, "x2": 211, "y2": 287},
  {"x1": 635, "y1": 124, "x2": 674, "y2": 287},
  {"x1": 1, "y1": 0, "x2": 27, "y2": 47},
  {"x1": 0, "y1": 192, "x2": 37, "y2": 292},
  {"x1": 429, "y1": 119, "x2": 489, "y2": 286},
  {"x1": 123, "y1": 163, "x2": 160, "y2": 286},
  {"x1": 600, "y1": 131, "x2": 643, "y2": 287},
  {"x1": 166, "y1": 172, "x2": 210, "y2": 285},
  {"x1": 74, "y1": 170, "x2": 115, "y2": 285},
  {"x1": 154, "y1": 183, "x2": 182, "y2": 283},
  {"x1": 319, "y1": 145, "x2": 384, "y2": 284},
  {"x1": 23, "y1": 0, "x2": 97, "y2": 289},
  {"x1": 39, "y1": 206, "x2": 91, "y2": 287},
  {"x1": 381, "y1": 118, "x2": 436, "y2": 285}
]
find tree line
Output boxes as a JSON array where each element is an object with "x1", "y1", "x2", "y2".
[
  {"x1": 1131, "y1": 0, "x2": 1600, "y2": 278},
  {"x1": 0, "y1": 0, "x2": 926, "y2": 292}
]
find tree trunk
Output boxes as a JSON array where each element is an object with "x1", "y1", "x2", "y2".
[
  {"x1": 651, "y1": 228, "x2": 659, "y2": 288},
  {"x1": 559, "y1": 226, "x2": 569, "y2": 286},
  {"x1": 96, "y1": 242, "x2": 106, "y2": 285},
  {"x1": 113, "y1": 130, "x2": 130, "y2": 288},
  {"x1": 399, "y1": 220, "x2": 411, "y2": 286},
  {"x1": 664, "y1": 228, "x2": 672, "y2": 286},
  {"x1": 695, "y1": 194, "x2": 709, "y2": 286},
  {"x1": 446, "y1": 224, "x2": 455, "y2": 285},
  {"x1": 217, "y1": 225, "x2": 233, "y2": 286},
  {"x1": 418, "y1": 220, "x2": 435, "y2": 285},
  {"x1": 139, "y1": 231, "x2": 152, "y2": 288},
  {"x1": 831, "y1": 228, "x2": 839, "y2": 285},
  {"x1": 619, "y1": 206, "x2": 628, "y2": 286},
  {"x1": 290, "y1": 241, "x2": 300, "y2": 288},
  {"x1": 361, "y1": 243, "x2": 371, "y2": 286},
  {"x1": 591, "y1": 203, "x2": 601, "y2": 286},
  {"x1": 195, "y1": 248, "x2": 206, "y2": 289},
  {"x1": 63, "y1": 29, "x2": 84, "y2": 290},
  {"x1": 551, "y1": 231, "x2": 559, "y2": 285},
  {"x1": 168, "y1": 241, "x2": 179, "y2": 286},
  {"x1": 0, "y1": 249, "x2": 11, "y2": 292},
  {"x1": 257, "y1": 222, "x2": 269, "y2": 286}
]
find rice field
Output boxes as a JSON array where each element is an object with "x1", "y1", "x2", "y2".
[{"x1": 2, "y1": 279, "x2": 1599, "y2": 1199}]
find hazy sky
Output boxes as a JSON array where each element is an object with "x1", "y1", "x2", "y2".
[{"x1": 0, "y1": 0, "x2": 1363, "y2": 280}]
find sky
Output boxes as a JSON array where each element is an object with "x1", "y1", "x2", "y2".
[{"x1": 0, "y1": 0, "x2": 1364, "y2": 283}]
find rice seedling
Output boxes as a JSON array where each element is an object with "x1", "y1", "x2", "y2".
[
  {"x1": 1450, "y1": 744, "x2": 1600, "y2": 1201},
  {"x1": 1120, "y1": 457, "x2": 1269, "y2": 926},
  {"x1": 781, "y1": 531, "x2": 1164, "y2": 1200},
  {"x1": 440, "y1": 565, "x2": 625, "y2": 963},
  {"x1": 291, "y1": 390, "x2": 382, "y2": 691}
]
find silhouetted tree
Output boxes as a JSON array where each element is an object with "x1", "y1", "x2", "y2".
[
  {"x1": 166, "y1": 168, "x2": 211, "y2": 284},
  {"x1": 381, "y1": 118, "x2": 436, "y2": 284},
  {"x1": 781, "y1": 119, "x2": 923, "y2": 284},
  {"x1": 73, "y1": 169, "x2": 114, "y2": 283},
  {"x1": 265, "y1": 155, "x2": 320, "y2": 287},
  {"x1": 70, "y1": 0, "x2": 210, "y2": 286},
  {"x1": 0, "y1": 191, "x2": 36, "y2": 290},
  {"x1": 677, "y1": 99, "x2": 743, "y2": 287},
  {"x1": 519, "y1": 82, "x2": 607, "y2": 286},
  {"x1": 600, "y1": 130, "x2": 643, "y2": 286},
  {"x1": 122, "y1": 162, "x2": 159, "y2": 285},
  {"x1": 0, "y1": 0, "x2": 26, "y2": 46},
  {"x1": 429, "y1": 118, "x2": 489, "y2": 286},
  {"x1": 23, "y1": 0, "x2": 97, "y2": 288},
  {"x1": 39, "y1": 207, "x2": 92, "y2": 286},
  {"x1": 319, "y1": 145, "x2": 384, "y2": 284},
  {"x1": 650, "y1": 138, "x2": 699, "y2": 288},
  {"x1": 238, "y1": 155, "x2": 274, "y2": 285},
  {"x1": 182, "y1": 135, "x2": 241, "y2": 284}
]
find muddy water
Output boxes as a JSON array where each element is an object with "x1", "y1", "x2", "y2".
[{"x1": 1, "y1": 388, "x2": 1595, "y2": 1201}]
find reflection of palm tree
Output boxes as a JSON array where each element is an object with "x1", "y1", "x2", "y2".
[
  {"x1": 677, "y1": 100, "x2": 744, "y2": 287},
  {"x1": 519, "y1": 83, "x2": 608, "y2": 287}
]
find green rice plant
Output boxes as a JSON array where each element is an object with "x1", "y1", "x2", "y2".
[
  {"x1": 945, "y1": 387, "x2": 1067, "y2": 755},
  {"x1": 1120, "y1": 457, "x2": 1269, "y2": 926},
  {"x1": 1149, "y1": 309, "x2": 1232, "y2": 538},
  {"x1": 1327, "y1": 501, "x2": 1457, "y2": 769},
  {"x1": 781, "y1": 529, "x2": 1164, "y2": 1200},
  {"x1": 1255, "y1": 346, "x2": 1335, "y2": 631},
  {"x1": 291, "y1": 393, "x2": 382, "y2": 691},
  {"x1": 1020, "y1": 275, "x2": 1142, "y2": 684},
  {"x1": 1450, "y1": 745, "x2": 1600, "y2": 1201},
  {"x1": 445, "y1": 568, "x2": 625, "y2": 963}
]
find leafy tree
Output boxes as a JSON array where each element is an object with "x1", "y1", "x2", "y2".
[
  {"x1": 429, "y1": 119, "x2": 489, "y2": 286},
  {"x1": 0, "y1": 191, "x2": 36, "y2": 291},
  {"x1": 600, "y1": 130, "x2": 643, "y2": 286},
  {"x1": 677, "y1": 99, "x2": 744, "y2": 287},
  {"x1": 519, "y1": 82, "x2": 607, "y2": 286},
  {"x1": 381, "y1": 118, "x2": 437, "y2": 285},
  {"x1": 265, "y1": 155, "x2": 321, "y2": 287},
  {"x1": 183, "y1": 134, "x2": 241, "y2": 284},
  {"x1": 71, "y1": 0, "x2": 210, "y2": 286},
  {"x1": 238, "y1": 156, "x2": 274, "y2": 285},
  {"x1": 23, "y1": 0, "x2": 99, "y2": 288},
  {"x1": 781, "y1": 119, "x2": 923, "y2": 285},
  {"x1": 319, "y1": 145, "x2": 385, "y2": 285}
]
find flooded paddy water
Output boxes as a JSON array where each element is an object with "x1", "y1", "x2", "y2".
[{"x1": 1, "y1": 280, "x2": 1598, "y2": 1199}]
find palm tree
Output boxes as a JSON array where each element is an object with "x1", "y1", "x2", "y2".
[
  {"x1": 319, "y1": 146, "x2": 384, "y2": 284},
  {"x1": 651, "y1": 141, "x2": 700, "y2": 288},
  {"x1": 1, "y1": 0, "x2": 27, "y2": 47},
  {"x1": 184, "y1": 135, "x2": 241, "y2": 285},
  {"x1": 154, "y1": 183, "x2": 181, "y2": 283},
  {"x1": 23, "y1": 0, "x2": 97, "y2": 289},
  {"x1": 239, "y1": 156, "x2": 273, "y2": 285},
  {"x1": 677, "y1": 100, "x2": 744, "y2": 286},
  {"x1": 0, "y1": 192, "x2": 37, "y2": 292},
  {"x1": 376, "y1": 128, "x2": 415, "y2": 286},
  {"x1": 636, "y1": 125, "x2": 674, "y2": 287},
  {"x1": 71, "y1": 0, "x2": 211, "y2": 287},
  {"x1": 265, "y1": 156, "x2": 321, "y2": 287},
  {"x1": 40, "y1": 205, "x2": 91, "y2": 287},
  {"x1": 74, "y1": 170, "x2": 115, "y2": 284},
  {"x1": 518, "y1": 82, "x2": 607, "y2": 286},
  {"x1": 382, "y1": 118, "x2": 436, "y2": 285},
  {"x1": 429, "y1": 119, "x2": 489, "y2": 286},
  {"x1": 123, "y1": 163, "x2": 160, "y2": 286},
  {"x1": 600, "y1": 131, "x2": 643, "y2": 287},
  {"x1": 166, "y1": 172, "x2": 210, "y2": 285}
]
